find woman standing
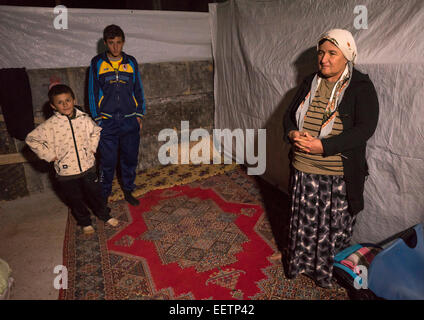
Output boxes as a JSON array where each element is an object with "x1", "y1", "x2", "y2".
[{"x1": 282, "y1": 29, "x2": 379, "y2": 288}]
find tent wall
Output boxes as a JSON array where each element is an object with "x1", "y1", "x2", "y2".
[
  {"x1": 209, "y1": 0, "x2": 424, "y2": 243},
  {"x1": 0, "y1": 5, "x2": 211, "y2": 69},
  {"x1": 0, "y1": 60, "x2": 214, "y2": 201}
]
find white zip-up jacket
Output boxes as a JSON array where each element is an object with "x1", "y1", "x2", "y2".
[{"x1": 26, "y1": 108, "x2": 101, "y2": 176}]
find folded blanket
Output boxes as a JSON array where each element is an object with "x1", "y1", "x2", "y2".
[
  {"x1": 341, "y1": 246, "x2": 382, "y2": 274},
  {"x1": 0, "y1": 258, "x2": 12, "y2": 299}
]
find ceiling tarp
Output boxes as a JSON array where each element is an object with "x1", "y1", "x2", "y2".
[
  {"x1": 209, "y1": 0, "x2": 424, "y2": 243},
  {"x1": 0, "y1": 5, "x2": 211, "y2": 69}
]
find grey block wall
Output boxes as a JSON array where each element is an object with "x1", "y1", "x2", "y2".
[{"x1": 0, "y1": 60, "x2": 214, "y2": 201}]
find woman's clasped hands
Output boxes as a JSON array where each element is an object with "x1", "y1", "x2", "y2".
[{"x1": 288, "y1": 130, "x2": 324, "y2": 155}]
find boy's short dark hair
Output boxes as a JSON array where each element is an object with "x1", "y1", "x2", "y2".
[
  {"x1": 103, "y1": 24, "x2": 125, "y2": 41},
  {"x1": 48, "y1": 84, "x2": 75, "y2": 104}
]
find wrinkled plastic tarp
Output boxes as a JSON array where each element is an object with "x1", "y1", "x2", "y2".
[
  {"x1": 0, "y1": 5, "x2": 211, "y2": 69},
  {"x1": 209, "y1": 0, "x2": 424, "y2": 243}
]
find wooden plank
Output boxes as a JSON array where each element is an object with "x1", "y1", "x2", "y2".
[
  {"x1": 0, "y1": 152, "x2": 40, "y2": 165},
  {"x1": 0, "y1": 114, "x2": 44, "y2": 124}
]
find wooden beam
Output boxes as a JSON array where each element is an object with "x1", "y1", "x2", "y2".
[
  {"x1": 0, "y1": 152, "x2": 40, "y2": 166},
  {"x1": 0, "y1": 114, "x2": 44, "y2": 124}
]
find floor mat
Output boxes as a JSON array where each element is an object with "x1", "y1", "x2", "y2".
[
  {"x1": 60, "y1": 165, "x2": 348, "y2": 300},
  {"x1": 109, "y1": 163, "x2": 238, "y2": 202}
]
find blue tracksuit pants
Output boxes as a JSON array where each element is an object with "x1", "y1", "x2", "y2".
[{"x1": 98, "y1": 114, "x2": 140, "y2": 200}]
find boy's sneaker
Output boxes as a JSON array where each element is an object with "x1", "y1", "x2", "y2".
[
  {"x1": 124, "y1": 190, "x2": 140, "y2": 206},
  {"x1": 106, "y1": 218, "x2": 119, "y2": 227},
  {"x1": 83, "y1": 225, "x2": 95, "y2": 235}
]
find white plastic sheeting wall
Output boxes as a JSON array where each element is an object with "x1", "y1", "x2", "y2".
[
  {"x1": 209, "y1": 0, "x2": 424, "y2": 243},
  {"x1": 0, "y1": 5, "x2": 211, "y2": 69}
]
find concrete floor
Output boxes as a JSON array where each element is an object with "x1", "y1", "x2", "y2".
[{"x1": 0, "y1": 191, "x2": 68, "y2": 300}]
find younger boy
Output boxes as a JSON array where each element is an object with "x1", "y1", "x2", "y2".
[{"x1": 26, "y1": 84, "x2": 119, "y2": 234}]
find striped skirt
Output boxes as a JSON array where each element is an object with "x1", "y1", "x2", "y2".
[{"x1": 286, "y1": 168, "x2": 356, "y2": 288}]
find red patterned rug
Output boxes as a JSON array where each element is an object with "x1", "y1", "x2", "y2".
[{"x1": 60, "y1": 166, "x2": 348, "y2": 300}]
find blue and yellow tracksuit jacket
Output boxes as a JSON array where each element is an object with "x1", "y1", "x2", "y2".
[{"x1": 88, "y1": 51, "x2": 145, "y2": 123}]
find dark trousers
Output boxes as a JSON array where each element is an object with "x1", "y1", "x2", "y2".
[
  {"x1": 98, "y1": 115, "x2": 140, "y2": 200},
  {"x1": 58, "y1": 169, "x2": 112, "y2": 227}
]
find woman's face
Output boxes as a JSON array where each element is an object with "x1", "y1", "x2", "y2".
[{"x1": 317, "y1": 40, "x2": 348, "y2": 82}]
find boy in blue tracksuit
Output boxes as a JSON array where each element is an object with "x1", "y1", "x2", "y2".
[{"x1": 88, "y1": 24, "x2": 146, "y2": 206}]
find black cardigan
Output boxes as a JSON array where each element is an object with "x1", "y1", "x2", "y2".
[{"x1": 283, "y1": 68, "x2": 379, "y2": 215}]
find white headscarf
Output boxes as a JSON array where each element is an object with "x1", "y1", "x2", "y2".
[{"x1": 318, "y1": 29, "x2": 358, "y2": 64}]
